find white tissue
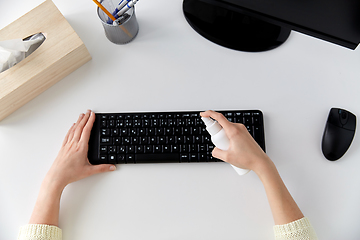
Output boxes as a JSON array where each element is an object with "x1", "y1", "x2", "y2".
[{"x1": 0, "y1": 33, "x2": 45, "y2": 73}]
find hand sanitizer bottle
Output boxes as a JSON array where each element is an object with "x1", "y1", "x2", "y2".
[{"x1": 201, "y1": 117, "x2": 250, "y2": 175}]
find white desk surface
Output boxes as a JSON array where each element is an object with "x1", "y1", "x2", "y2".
[{"x1": 1, "y1": 0, "x2": 360, "y2": 239}]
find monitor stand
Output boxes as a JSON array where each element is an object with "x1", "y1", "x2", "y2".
[{"x1": 183, "y1": 0, "x2": 291, "y2": 52}]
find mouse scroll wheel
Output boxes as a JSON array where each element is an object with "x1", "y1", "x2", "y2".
[{"x1": 339, "y1": 110, "x2": 348, "y2": 125}]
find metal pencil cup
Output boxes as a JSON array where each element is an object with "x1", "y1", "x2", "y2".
[{"x1": 97, "y1": 2, "x2": 139, "y2": 44}]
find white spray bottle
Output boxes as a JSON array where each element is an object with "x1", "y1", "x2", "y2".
[{"x1": 202, "y1": 117, "x2": 250, "y2": 175}]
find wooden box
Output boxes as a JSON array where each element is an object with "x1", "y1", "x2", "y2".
[{"x1": 0, "y1": 0, "x2": 91, "y2": 121}]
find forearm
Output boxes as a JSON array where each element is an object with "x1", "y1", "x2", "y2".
[
  {"x1": 29, "y1": 174, "x2": 65, "y2": 226},
  {"x1": 255, "y1": 160, "x2": 304, "y2": 225}
]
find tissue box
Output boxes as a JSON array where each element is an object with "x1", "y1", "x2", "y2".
[{"x1": 0, "y1": 0, "x2": 91, "y2": 121}]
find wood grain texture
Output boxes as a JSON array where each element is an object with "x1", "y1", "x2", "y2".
[{"x1": 0, "y1": 0, "x2": 91, "y2": 121}]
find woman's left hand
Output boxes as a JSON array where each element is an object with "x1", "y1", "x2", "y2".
[{"x1": 46, "y1": 110, "x2": 116, "y2": 189}]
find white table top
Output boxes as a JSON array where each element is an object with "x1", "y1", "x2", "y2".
[{"x1": 1, "y1": 0, "x2": 360, "y2": 239}]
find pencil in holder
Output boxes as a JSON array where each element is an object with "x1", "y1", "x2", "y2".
[{"x1": 97, "y1": 1, "x2": 139, "y2": 44}]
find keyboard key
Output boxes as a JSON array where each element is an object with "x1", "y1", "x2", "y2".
[
  {"x1": 199, "y1": 153, "x2": 207, "y2": 162},
  {"x1": 101, "y1": 137, "x2": 112, "y2": 145},
  {"x1": 118, "y1": 146, "x2": 126, "y2": 153},
  {"x1": 127, "y1": 146, "x2": 135, "y2": 153},
  {"x1": 144, "y1": 145, "x2": 153, "y2": 153},
  {"x1": 117, "y1": 154, "x2": 125, "y2": 164},
  {"x1": 135, "y1": 153, "x2": 180, "y2": 163},
  {"x1": 136, "y1": 145, "x2": 144, "y2": 153},
  {"x1": 108, "y1": 146, "x2": 116, "y2": 153},
  {"x1": 180, "y1": 154, "x2": 189, "y2": 162},
  {"x1": 101, "y1": 129, "x2": 110, "y2": 136},
  {"x1": 154, "y1": 145, "x2": 161, "y2": 153},
  {"x1": 114, "y1": 137, "x2": 121, "y2": 145},
  {"x1": 109, "y1": 154, "x2": 116, "y2": 164},
  {"x1": 127, "y1": 154, "x2": 135, "y2": 163},
  {"x1": 163, "y1": 145, "x2": 171, "y2": 153},
  {"x1": 100, "y1": 146, "x2": 107, "y2": 153},
  {"x1": 172, "y1": 145, "x2": 180, "y2": 153},
  {"x1": 190, "y1": 154, "x2": 199, "y2": 162}
]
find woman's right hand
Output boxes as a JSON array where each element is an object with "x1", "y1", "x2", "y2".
[
  {"x1": 201, "y1": 111, "x2": 307, "y2": 227},
  {"x1": 200, "y1": 110, "x2": 272, "y2": 175}
]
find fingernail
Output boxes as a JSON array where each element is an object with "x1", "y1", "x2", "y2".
[{"x1": 110, "y1": 165, "x2": 116, "y2": 171}]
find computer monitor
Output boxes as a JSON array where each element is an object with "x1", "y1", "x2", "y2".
[{"x1": 183, "y1": 0, "x2": 360, "y2": 52}]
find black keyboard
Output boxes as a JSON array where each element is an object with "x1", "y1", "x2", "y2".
[{"x1": 88, "y1": 110, "x2": 265, "y2": 164}]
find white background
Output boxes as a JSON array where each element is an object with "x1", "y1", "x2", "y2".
[{"x1": 1, "y1": 0, "x2": 360, "y2": 239}]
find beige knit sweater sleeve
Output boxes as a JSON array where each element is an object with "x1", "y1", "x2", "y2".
[
  {"x1": 18, "y1": 217, "x2": 316, "y2": 240},
  {"x1": 273, "y1": 217, "x2": 318, "y2": 240},
  {"x1": 18, "y1": 224, "x2": 62, "y2": 240}
]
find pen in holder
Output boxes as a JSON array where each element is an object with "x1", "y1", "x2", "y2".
[{"x1": 97, "y1": 0, "x2": 139, "y2": 44}]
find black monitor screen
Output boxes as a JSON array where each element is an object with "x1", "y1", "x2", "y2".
[{"x1": 183, "y1": 0, "x2": 360, "y2": 51}]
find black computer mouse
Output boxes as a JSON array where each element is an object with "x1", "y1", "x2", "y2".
[{"x1": 322, "y1": 108, "x2": 356, "y2": 161}]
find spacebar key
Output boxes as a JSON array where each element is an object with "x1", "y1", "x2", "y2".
[{"x1": 135, "y1": 153, "x2": 180, "y2": 163}]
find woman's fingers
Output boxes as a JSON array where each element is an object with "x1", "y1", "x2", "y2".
[
  {"x1": 200, "y1": 110, "x2": 235, "y2": 136},
  {"x1": 212, "y1": 147, "x2": 228, "y2": 162},
  {"x1": 62, "y1": 123, "x2": 75, "y2": 147},
  {"x1": 67, "y1": 113, "x2": 85, "y2": 143},
  {"x1": 80, "y1": 111, "x2": 96, "y2": 145},
  {"x1": 73, "y1": 110, "x2": 92, "y2": 142}
]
